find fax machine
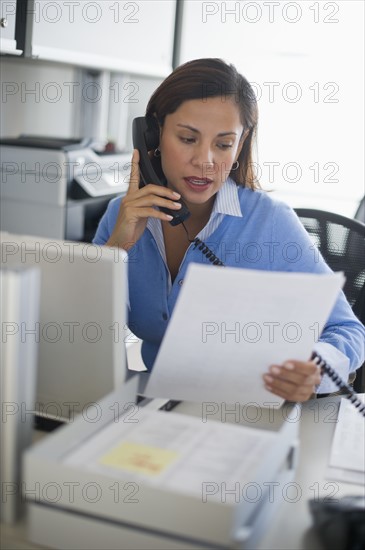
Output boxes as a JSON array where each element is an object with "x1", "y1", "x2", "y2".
[{"x1": 0, "y1": 136, "x2": 131, "y2": 242}]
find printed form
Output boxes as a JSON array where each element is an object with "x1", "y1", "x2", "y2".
[
  {"x1": 327, "y1": 396, "x2": 365, "y2": 485},
  {"x1": 145, "y1": 265, "x2": 345, "y2": 407},
  {"x1": 64, "y1": 409, "x2": 277, "y2": 499}
]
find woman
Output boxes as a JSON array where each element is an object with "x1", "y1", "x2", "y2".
[{"x1": 93, "y1": 58, "x2": 364, "y2": 402}]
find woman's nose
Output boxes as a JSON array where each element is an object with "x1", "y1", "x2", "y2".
[{"x1": 191, "y1": 143, "x2": 215, "y2": 169}]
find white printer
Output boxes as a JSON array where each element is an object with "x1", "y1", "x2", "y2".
[
  {"x1": 23, "y1": 392, "x2": 300, "y2": 550},
  {"x1": 0, "y1": 136, "x2": 131, "y2": 241}
]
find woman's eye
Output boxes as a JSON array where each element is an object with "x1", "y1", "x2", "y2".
[
  {"x1": 217, "y1": 143, "x2": 233, "y2": 150},
  {"x1": 179, "y1": 136, "x2": 195, "y2": 144}
]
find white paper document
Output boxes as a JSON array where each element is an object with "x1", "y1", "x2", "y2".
[
  {"x1": 327, "y1": 396, "x2": 365, "y2": 485},
  {"x1": 64, "y1": 409, "x2": 277, "y2": 499},
  {"x1": 145, "y1": 265, "x2": 345, "y2": 407}
]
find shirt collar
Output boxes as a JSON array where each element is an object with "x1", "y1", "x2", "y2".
[
  {"x1": 212, "y1": 177, "x2": 243, "y2": 218},
  {"x1": 146, "y1": 177, "x2": 243, "y2": 252}
]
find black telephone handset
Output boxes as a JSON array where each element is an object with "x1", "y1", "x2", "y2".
[{"x1": 132, "y1": 117, "x2": 190, "y2": 226}]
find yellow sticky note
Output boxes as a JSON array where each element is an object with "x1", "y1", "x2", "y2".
[{"x1": 99, "y1": 442, "x2": 179, "y2": 476}]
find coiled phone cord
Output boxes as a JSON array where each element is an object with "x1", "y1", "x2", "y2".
[
  {"x1": 312, "y1": 353, "x2": 365, "y2": 417},
  {"x1": 192, "y1": 237, "x2": 225, "y2": 266},
  {"x1": 181, "y1": 222, "x2": 225, "y2": 266}
]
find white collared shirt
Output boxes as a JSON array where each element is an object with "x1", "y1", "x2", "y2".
[{"x1": 146, "y1": 177, "x2": 243, "y2": 276}]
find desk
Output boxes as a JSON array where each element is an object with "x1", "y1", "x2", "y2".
[
  {"x1": 1, "y1": 396, "x2": 364, "y2": 550},
  {"x1": 174, "y1": 397, "x2": 364, "y2": 550}
]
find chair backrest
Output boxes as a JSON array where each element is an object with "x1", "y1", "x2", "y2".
[
  {"x1": 295, "y1": 209, "x2": 365, "y2": 392},
  {"x1": 294, "y1": 209, "x2": 365, "y2": 319},
  {"x1": 355, "y1": 195, "x2": 365, "y2": 224}
]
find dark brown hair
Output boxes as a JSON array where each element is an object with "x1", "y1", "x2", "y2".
[{"x1": 146, "y1": 58, "x2": 260, "y2": 189}]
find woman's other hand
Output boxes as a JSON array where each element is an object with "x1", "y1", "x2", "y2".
[{"x1": 263, "y1": 360, "x2": 321, "y2": 402}]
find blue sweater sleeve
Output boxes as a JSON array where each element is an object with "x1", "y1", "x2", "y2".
[
  {"x1": 271, "y1": 200, "x2": 365, "y2": 376},
  {"x1": 92, "y1": 196, "x2": 122, "y2": 245}
]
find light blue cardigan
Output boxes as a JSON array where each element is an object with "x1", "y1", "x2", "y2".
[{"x1": 93, "y1": 179, "x2": 365, "y2": 393}]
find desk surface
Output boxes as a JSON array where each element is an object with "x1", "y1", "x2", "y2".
[
  {"x1": 1, "y1": 396, "x2": 364, "y2": 550},
  {"x1": 175, "y1": 397, "x2": 364, "y2": 550}
]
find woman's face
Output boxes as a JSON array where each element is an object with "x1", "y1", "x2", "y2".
[{"x1": 159, "y1": 96, "x2": 245, "y2": 208}]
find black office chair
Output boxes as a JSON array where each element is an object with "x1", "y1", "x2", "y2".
[
  {"x1": 294, "y1": 209, "x2": 365, "y2": 392},
  {"x1": 354, "y1": 195, "x2": 365, "y2": 224}
]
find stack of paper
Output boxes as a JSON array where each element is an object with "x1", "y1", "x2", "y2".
[
  {"x1": 0, "y1": 265, "x2": 41, "y2": 523},
  {"x1": 327, "y1": 396, "x2": 365, "y2": 484},
  {"x1": 64, "y1": 408, "x2": 277, "y2": 501}
]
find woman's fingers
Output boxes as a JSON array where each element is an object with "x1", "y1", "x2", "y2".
[
  {"x1": 268, "y1": 361, "x2": 320, "y2": 384},
  {"x1": 125, "y1": 194, "x2": 182, "y2": 211},
  {"x1": 127, "y1": 150, "x2": 181, "y2": 202},
  {"x1": 263, "y1": 360, "x2": 321, "y2": 402},
  {"x1": 108, "y1": 150, "x2": 184, "y2": 248},
  {"x1": 130, "y1": 182, "x2": 181, "y2": 201},
  {"x1": 107, "y1": 166, "x2": 184, "y2": 248},
  {"x1": 127, "y1": 149, "x2": 141, "y2": 192},
  {"x1": 124, "y1": 206, "x2": 176, "y2": 222}
]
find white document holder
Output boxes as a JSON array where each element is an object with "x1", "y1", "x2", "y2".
[{"x1": 23, "y1": 383, "x2": 300, "y2": 550}]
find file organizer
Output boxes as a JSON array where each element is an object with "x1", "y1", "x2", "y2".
[
  {"x1": 1, "y1": 264, "x2": 40, "y2": 522},
  {"x1": 23, "y1": 388, "x2": 300, "y2": 549},
  {"x1": 1, "y1": 232, "x2": 129, "y2": 421}
]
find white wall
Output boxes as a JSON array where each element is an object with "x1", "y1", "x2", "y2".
[
  {"x1": 178, "y1": 0, "x2": 364, "y2": 218},
  {"x1": 1, "y1": 1, "x2": 363, "y2": 217},
  {"x1": 0, "y1": 58, "x2": 79, "y2": 138}
]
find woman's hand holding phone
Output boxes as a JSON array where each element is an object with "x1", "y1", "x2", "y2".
[{"x1": 106, "y1": 149, "x2": 182, "y2": 251}]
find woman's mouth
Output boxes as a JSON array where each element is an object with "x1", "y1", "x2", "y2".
[{"x1": 183, "y1": 177, "x2": 213, "y2": 192}]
